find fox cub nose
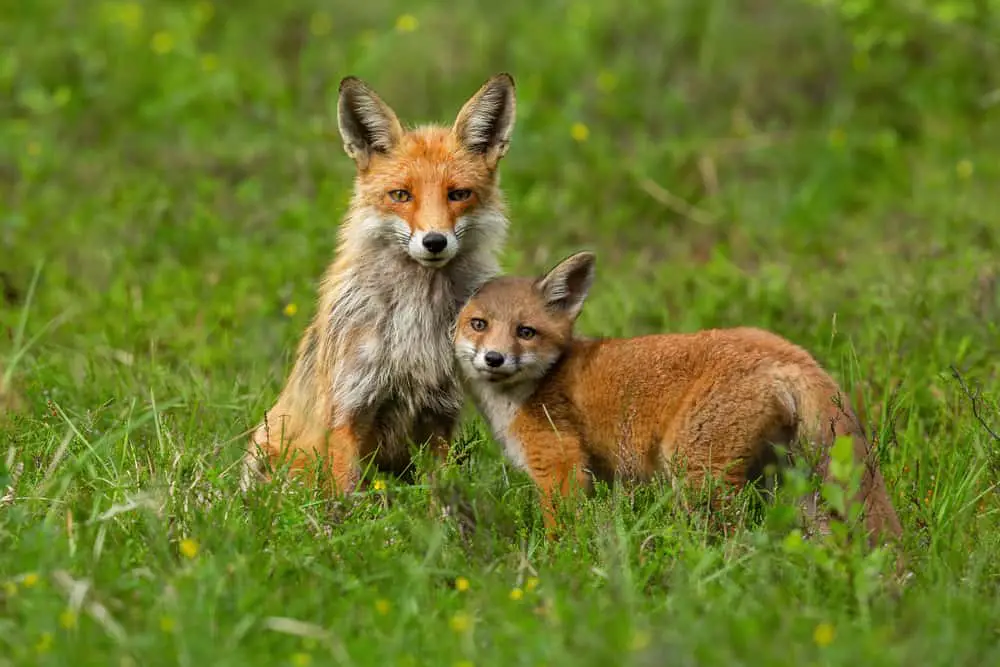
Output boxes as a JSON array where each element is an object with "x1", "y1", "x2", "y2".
[
  {"x1": 422, "y1": 232, "x2": 448, "y2": 254},
  {"x1": 483, "y1": 351, "x2": 505, "y2": 368}
]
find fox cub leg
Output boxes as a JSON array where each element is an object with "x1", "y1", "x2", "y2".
[{"x1": 523, "y1": 432, "x2": 591, "y2": 537}]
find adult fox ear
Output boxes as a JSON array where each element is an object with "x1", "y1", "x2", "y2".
[
  {"x1": 338, "y1": 76, "x2": 405, "y2": 170},
  {"x1": 536, "y1": 251, "x2": 596, "y2": 320},
  {"x1": 452, "y1": 73, "x2": 516, "y2": 169}
]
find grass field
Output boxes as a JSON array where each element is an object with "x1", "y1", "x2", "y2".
[{"x1": 2, "y1": 0, "x2": 1000, "y2": 664}]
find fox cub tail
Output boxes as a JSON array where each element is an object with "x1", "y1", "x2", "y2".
[{"x1": 776, "y1": 365, "x2": 903, "y2": 546}]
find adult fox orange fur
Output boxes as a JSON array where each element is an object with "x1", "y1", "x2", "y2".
[
  {"x1": 454, "y1": 251, "x2": 903, "y2": 547},
  {"x1": 241, "y1": 73, "x2": 517, "y2": 493}
]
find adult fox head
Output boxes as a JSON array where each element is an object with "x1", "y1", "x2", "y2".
[
  {"x1": 455, "y1": 251, "x2": 597, "y2": 388},
  {"x1": 337, "y1": 74, "x2": 516, "y2": 267}
]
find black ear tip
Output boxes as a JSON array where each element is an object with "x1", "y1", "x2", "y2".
[
  {"x1": 489, "y1": 72, "x2": 515, "y2": 90},
  {"x1": 339, "y1": 76, "x2": 365, "y2": 93}
]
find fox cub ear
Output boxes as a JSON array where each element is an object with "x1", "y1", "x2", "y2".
[
  {"x1": 452, "y1": 73, "x2": 517, "y2": 169},
  {"x1": 536, "y1": 251, "x2": 596, "y2": 319},
  {"x1": 337, "y1": 76, "x2": 405, "y2": 170}
]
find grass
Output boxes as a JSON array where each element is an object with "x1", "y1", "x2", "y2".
[{"x1": 2, "y1": 0, "x2": 1000, "y2": 664}]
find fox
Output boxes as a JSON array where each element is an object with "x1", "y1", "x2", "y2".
[
  {"x1": 453, "y1": 251, "x2": 904, "y2": 548},
  {"x1": 241, "y1": 73, "x2": 517, "y2": 494}
]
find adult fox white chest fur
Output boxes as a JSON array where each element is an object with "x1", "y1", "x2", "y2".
[{"x1": 242, "y1": 73, "x2": 517, "y2": 493}]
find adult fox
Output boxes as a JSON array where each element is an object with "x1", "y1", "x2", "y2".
[
  {"x1": 242, "y1": 73, "x2": 517, "y2": 494},
  {"x1": 454, "y1": 251, "x2": 903, "y2": 548}
]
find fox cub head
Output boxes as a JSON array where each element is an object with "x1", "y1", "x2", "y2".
[
  {"x1": 337, "y1": 73, "x2": 516, "y2": 268},
  {"x1": 455, "y1": 251, "x2": 596, "y2": 389}
]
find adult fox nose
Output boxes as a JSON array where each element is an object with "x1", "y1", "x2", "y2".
[
  {"x1": 422, "y1": 232, "x2": 448, "y2": 254},
  {"x1": 484, "y1": 351, "x2": 505, "y2": 368}
]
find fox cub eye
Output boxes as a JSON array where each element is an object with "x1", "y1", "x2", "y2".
[
  {"x1": 470, "y1": 318, "x2": 488, "y2": 332},
  {"x1": 448, "y1": 189, "x2": 473, "y2": 202},
  {"x1": 388, "y1": 189, "x2": 413, "y2": 203},
  {"x1": 516, "y1": 325, "x2": 536, "y2": 340}
]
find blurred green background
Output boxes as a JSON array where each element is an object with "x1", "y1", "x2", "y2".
[
  {"x1": 2, "y1": 0, "x2": 997, "y2": 375},
  {"x1": 1, "y1": 1, "x2": 999, "y2": 665}
]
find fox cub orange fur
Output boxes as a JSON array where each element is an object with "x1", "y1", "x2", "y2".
[
  {"x1": 454, "y1": 251, "x2": 903, "y2": 547},
  {"x1": 242, "y1": 73, "x2": 517, "y2": 493}
]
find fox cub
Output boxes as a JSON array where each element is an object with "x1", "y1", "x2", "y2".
[
  {"x1": 454, "y1": 251, "x2": 903, "y2": 546},
  {"x1": 242, "y1": 73, "x2": 517, "y2": 494}
]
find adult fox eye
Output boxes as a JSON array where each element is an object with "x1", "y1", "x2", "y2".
[
  {"x1": 516, "y1": 325, "x2": 536, "y2": 340},
  {"x1": 470, "y1": 318, "x2": 487, "y2": 332},
  {"x1": 388, "y1": 189, "x2": 413, "y2": 203},
  {"x1": 448, "y1": 189, "x2": 473, "y2": 202}
]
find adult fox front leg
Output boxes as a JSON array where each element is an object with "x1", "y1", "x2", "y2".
[{"x1": 241, "y1": 73, "x2": 517, "y2": 495}]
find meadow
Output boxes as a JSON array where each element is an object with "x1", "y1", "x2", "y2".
[{"x1": 2, "y1": 0, "x2": 999, "y2": 664}]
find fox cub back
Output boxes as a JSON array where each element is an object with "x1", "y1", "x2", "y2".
[
  {"x1": 243, "y1": 73, "x2": 517, "y2": 495},
  {"x1": 454, "y1": 252, "x2": 903, "y2": 548}
]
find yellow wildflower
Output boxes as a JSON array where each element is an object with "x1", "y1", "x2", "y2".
[
  {"x1": 179, "y1": 538, "x2": 199, "y2": 559},
  {"x1": 22, "y1": 572, "x2": 40, "y2": 588},
  {"x1": 373, "y1": 479, "x2": 386, "y2": 492},
  {"x1": 630, "y1": 629, "x2": 651, "y2": 651},
  {"x1": 596, "y1": 69, "x2": 618, "y2": 94},
  {"x1": 60, "y1": 609, "x2": 78, "y2": 629},
  {"x1": 375, "y1": 598, "x2": 391, "y2": 615},
  {"x1": 151, "y1": 31, "x2": 176, "y2": 55},
  {"x1": 200, "y1": 54, "x2": 219, "y2": 72},
  {"x1": 53, "y1": 87, "x2": 72, "y2": 107},
  {"x1": 827, "y1": 127, "x2": 846, "y2": 150},
  {"x1": 284, "y1": 303, "x2": 298, "y2": 317},
  {"x1": 813, "y1": 622, "x2": 835, "y2": 647},
  {"x1": 570, "y1": 123, "x2": 589, "y2": 143},
  {"x1": 449, "y1": 611, "x2": 471, "y2": 632},
  {"x1": 194, "y1": 2, "x2": 215, "y2": 24},
  {"x1": 454, "y1": 576, "x2": 470, "y2": 592},
  {"x1": 121, "y1": 2, "x2": 143, "y2": 30},
  {"x1": 395, "y1": 14, "x2": 419, "y2": 33},
  {"x1": 509, "y1": 587, "x2": 523, "y2": 601},
  {"x1": 35, "y1": 632, "x2": 54, "y2": 653},
  {"x1": 524, "y1": 576, "x2": 539, "y2": 593},
  {"x1": 104, "y1": 2, "x2": 144, "y2": 32},
  {"x1": 310, "y1": 12, "x2": 332, "y2": 37}
]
